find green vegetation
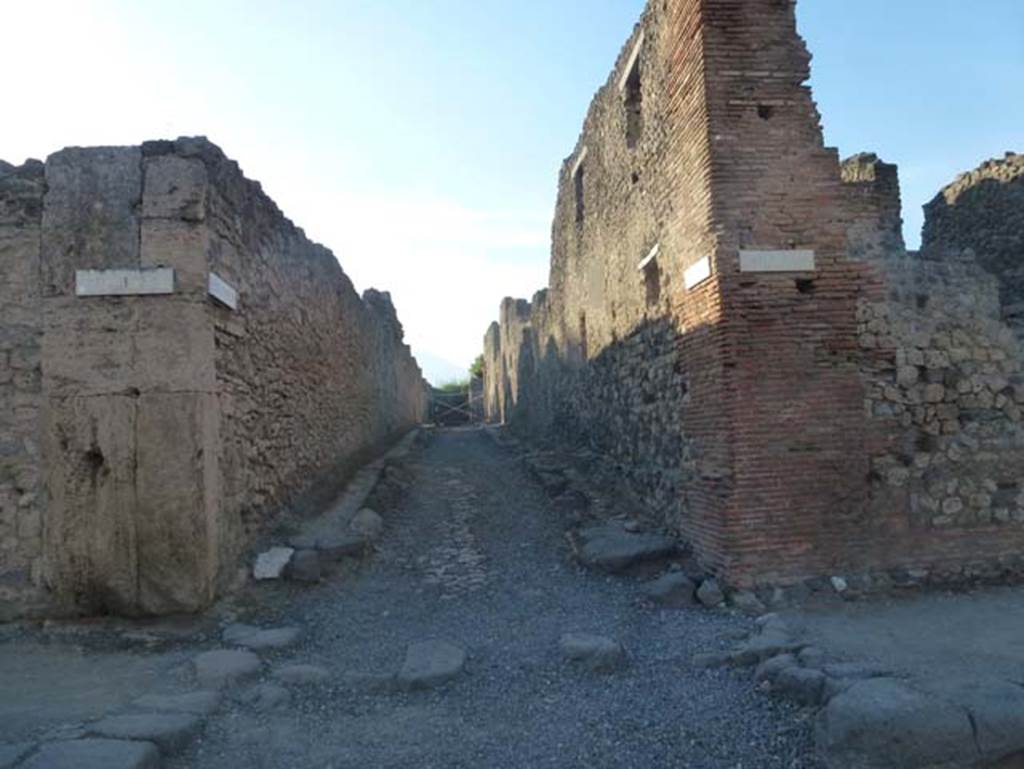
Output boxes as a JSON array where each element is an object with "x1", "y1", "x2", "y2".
[
  {"x1": 470, "y1": 354, "x2": 485, "y2": 379},
  {"x1": 437, "y1": 379, "x2": 470, "y2": 394}
]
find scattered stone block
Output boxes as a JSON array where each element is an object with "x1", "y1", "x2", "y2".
[
  {"x1": 642, "y1": 573, "x2": 697, "y2": 608},
  {"x1": 729, "y1": 629, "x2": 805, "y2": 667},
  {"x1": 273, "y1": 664, "x2": 330, "y2": 685},
  {"x1": 350, "y1": 508, "x2": 384, "y2": 540},
  {"x1": 575, "y1": 522, "x2": 676, "y2": 573},
  {"x1": 691, "y1": 651, "x2": 731, "y2": 670},
  {"x1": 754, "y1": 653, "x2": 798, "y2": 683},
  {"x1": 316, "y1": 534, "x2": 371, "y2": 561},
  {"x1": 797, "y1": 646, "x2": 825, "y2": 668},
  {"x1": 729, "y1": 590, "x2": 766, "y2": 615},
  {"x1": 288, "y1": 549, "x2": 321, "y2": 582},
  {"x1": 131, "y1": 691, "x2": 221, "y2": 716},
  {"x1": 560, "y1": 633, "x2": 627, "y2": 673},
  {"x1": 816, "y1": 678, "x2": 977, "y2": 769},
  {"x1": 696, "y1": 578, "x2": 725, "y2": 608},
  {"x1": 396, "y1": 640, "x2": 466, "y2": 690},
  {"x1": 193, "y1": 649, "x2": 261, "y2": 688},
  {"x1": 87, "y1": 713, "x2": 201, "y2": 754},
  {"x1": 222, "y1": 623, "x2": 260, "y2": 644},
  {"x1": 774, "y1": 666, "x2": 826, "y2": 706},
  {"x1": 253, "y1": 547, "x2": 294, "y2": 580},
  {"x1": 23, "y1": 739, "x2": 160, "y2": 769}
]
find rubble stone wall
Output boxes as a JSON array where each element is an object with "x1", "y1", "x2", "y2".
[
  {"x1": 485, "y1": 0, "x2": 1024, "y2": 589},
  {"x1": 0, "y1": 138, "x2": 427, "y2": 619}
]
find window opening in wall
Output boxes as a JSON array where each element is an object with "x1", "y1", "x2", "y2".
[
  {"x1": 574, "y1": 162, "x2": 585, "y2": 225},
  {"x1": 638, "y1": 243, "x2": 661, "y2": 307},
  {"x1": 757, "y1": 104, "x2": 774, "y2": 120}
]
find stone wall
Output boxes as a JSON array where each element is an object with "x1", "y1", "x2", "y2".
[
  {"x1": 0, "y1": 138, "x2": 427, "y2": 618},
  {"x1": 484, "y1": 0, "x2": 1024, "y2": 590},
  {"x1": 0, "y1": 160, "x2": 46, "y2": 617}
]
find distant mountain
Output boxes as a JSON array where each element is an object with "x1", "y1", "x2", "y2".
[{"x1": 415, "y1": 349, "x2": 469, "y2": 387}]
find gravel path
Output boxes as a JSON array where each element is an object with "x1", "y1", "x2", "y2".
[{"x1": 172, "y1": 427, "x2": 818, "y2": 769}]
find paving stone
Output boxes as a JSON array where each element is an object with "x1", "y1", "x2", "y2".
[
  {"x1": 816, "y1": 678, "x2": 978, "y2": 769},
  {"x1": 946, "y1": 679, "x2": 1024, "y2": 763},
  {"x1": 237, "y1": 684, "x2": 291, "y2": 712},
  {"x1": 642, "y1": 573, "x2": 697, "y2": 608},
  {"x1": 193, "y1": 649, "x2": 261, "y2": 688},
  {"x1": 696, "y1": 578, "x2": 725, "y2": 608},
  {"x1": 0, "y1": 742, "x2": 35, "y2": 769},
  {"x1": 222, "y1": 624, "x2": 260, "y2": 644},
  {"x1": 273, "y1": 664, "x2": 330, "y2": 685},
  {"x1": 22, "y1": 739, "x2": 160, "y2": 769},
  {"x1": 131, "y1": 691, "x2": 221, "y2": 716},
  {"x1": 576, "y1": 522, "x2": 676, "y2": 573},
  {"x1": 560, "y1": 633, "x2": 627, "y2": 673},
  {"x1": 396, "y1": 640, "x2": 466, "y2": 690},
  {"x1": 253, "y1": 547, "x2": 294, "y2": 580},
  {"x1": 87, "y1": 713, "x2": 201, "y2": 754},
  {"x1": 350, "y1": 508, "x2": 384, "y2": 540},
  {"x1": 235, "y1": 627, "x2": 301, "y2": 651},
  {"x1": 287, "y1": 549, "x2": 321, "y2": 582}
]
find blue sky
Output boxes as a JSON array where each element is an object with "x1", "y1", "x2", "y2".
[{"x1": 3, "y1": 1, "x2": 1021, "y2": 383}]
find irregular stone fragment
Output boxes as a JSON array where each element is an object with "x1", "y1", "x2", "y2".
[
  {"x1": 87, "y1": 713, "x2": 201, "y2": 754},
  {"x1": 273, "y1": 664, "x2": 330, "y2": 685},
  {"x1": 575, "y1": 522, "x2": 676, "y2": 573},
  {"x1": 235, "y1": 627, "x2": 301, "y2": 651},
  {"x1": 774, "y1": 666, "x2": 826, "y2": 706},
  {"x1": 396, "y1": 640, "x2": 466, "y2": 690},
  {"x1": 23, "y1": 739, "x2": 160, "y2": 769},
  {"x1": 560, "y1": 633, "x2": 628, "y2": 673},
  {"x1": 729, "y1": 630, "x2": 805, "y2": 667},
  {"x1": 349, "y1": 508, "x2": 384, "y2": 540},
  {"x1": 754, "y1": 653, "x2": 798, "y2": 684},
  {"x1": 131, "y1": 690, "x2": 221, "y2": 716},
  {"x1": 947, "y1": 679, "x2": 1024, "y2": 763},
  {"x1": 253, "y1": 547, "x2": 294, "y2": 580},
  {"x1": 222, "y1": 623, "x2": 260, "y2": 644},
  {"x1": 193, "y1": 649, "x2": 261, "y2": 688},
  {"x1": 691, "y1": 651, "x2": 731, "y2": 670},
  {"x1": 696, "y1": 578, "x2": 725, "y2": 608},
  {"x1": 0, "y1": 742, "x2": 35, "y2": 769},
  {"x1": 287, "y1": 549, "x2": 321, "y2": 582},
  {"x1": 238, "y1": 684, "x2": 291, "y2": 712},
  {"x1": 816, "y1": 678, "x2": 977, "y2": 769},
  {"x1": 642, "y1": 572, "x2": 697, "y2": 608},
  {"x1": 730, "y1": 590, "x2": 766, "y2": 615}
]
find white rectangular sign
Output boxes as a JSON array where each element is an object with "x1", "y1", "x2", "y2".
[
  {"x1": 739, "y1": 250, "x2": 816, "y2": 273},
  {"x1": 208, "y1": 272, "x2": 238, "y2": 310},
  {"x1": 75, "y1": 268, "x2": 175, "y2": 297},
  {"x1": 684, "y1": 256, "x2": 712, "y2": 289}
]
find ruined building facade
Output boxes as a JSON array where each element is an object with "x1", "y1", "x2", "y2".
[
  {"x1": 483, "y1": 0, "x2": 1024, "y2": 588},
  {"x1": 0, "y1": 138, "x2": 428, "y2": 619}
]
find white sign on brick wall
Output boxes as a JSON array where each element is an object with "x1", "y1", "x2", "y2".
[
  {"x1": 75, "y1": 268, "x2": 175, "y2": 297},
  {"x1": 739, "y1": 250, "x2": 816, "y2": 273},
  {"x1": 684, "y1": 256, "x2": 712, "y2": 289},
  {"x1": 208, "y1": 272, "x2": 238, "y2": 310}
]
